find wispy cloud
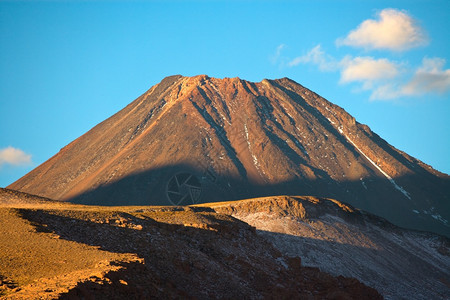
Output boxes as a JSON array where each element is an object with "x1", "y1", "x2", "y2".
[
  {"x1": 270, "y1": 44, "x2": 287, "y2": 65},
  {"x1": 287, "y1": 44, "x2": 402, "y2": 97},
  {"x1": 371, "y1": 57, "x2": 450, "y2": 100},
  {"x1": 336, "y1": 8, "x2": 428, "y2": 51},
  {"x1": 0, "y1": 147, "x2": 32, "y2": 167},
  {"x1": 288, "y1": 45, "x2": 338, "y2": 71},
  {"x1": 402, "y1": 57, "x2": 450, "y2": 96},
  {"x1": 277, "y1": 9, "x2": 447, "y2": 101},
  {"x1": 288, "y1": 46, "x2": 400, "y2": 84},
  {"x1": 286, "y1": 44, "x2": 450, "y2": 100}
]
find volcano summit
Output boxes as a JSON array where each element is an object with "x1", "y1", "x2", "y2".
[{"x1": 9, "y1": 75, "x2": 450, "y2": 237}]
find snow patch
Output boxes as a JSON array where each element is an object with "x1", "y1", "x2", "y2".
[
  {"x1": 244, "y1": 123, "x2": 251, "y2": 149},
  {"x1": 342, "y1": 129, "x2": 411, "y2": 200},
  {"x1": 423, "y1": 207, "x2": 449, "y2": 225},
  {"x1": 244, "y1": 123, "x2": 265, "y2": 176},
  {"x1": 431, "y1": 214, "x2": 448, "y2": 225},
  {"x1": 360, "y1": 178, "x2": 367, "y2": 190},
  {"x1": 219, "y1": 112, "x2": 231, "y2": 125},
  {"x1": 252, "y1": 154, "x2": 259, "y2": 167}
]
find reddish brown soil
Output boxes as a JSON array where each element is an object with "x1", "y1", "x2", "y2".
[
  {"x1": 0, "y1": 189, "x2": 381, "y2": 299},
  {"x1": 8, "y1": 75, "x2": 449, "y2": 237}
]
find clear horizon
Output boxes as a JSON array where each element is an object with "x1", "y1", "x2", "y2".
[{"x1": 1, "y1": 1, "x2": 449, "y2": 187}]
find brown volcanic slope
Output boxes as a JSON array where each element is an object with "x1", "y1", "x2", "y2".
[
  {"x1": 9, "y1": 75, "x2": 450, "y2": 237},
  {"x1": 0, "y1": 188, "x2": 381, "y2": 299}
]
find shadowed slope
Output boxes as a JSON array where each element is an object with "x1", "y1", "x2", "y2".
[
  {"x1": 0, "y1": 189, "x2": 381, "y2": 299},
  {"x1": 200, "y1": 195, "x2": 450, "y2": 300},
  {"x1": 9, "y1": 75, "x2": 450, "y2": 237}
]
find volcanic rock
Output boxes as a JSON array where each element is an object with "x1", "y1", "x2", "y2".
[
  {"x1": 9, "y1": 75, "x2": 450, "y2": 237},
  {"x1": 0, "y1": 188, "x2": 382, "y2": 299},
  {"x1": 203, "y1": 195, "x2": 450, "y2": 299}
]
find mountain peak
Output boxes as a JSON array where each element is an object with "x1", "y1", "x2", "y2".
[{"x1": 9, "y1": 75, "x2": 450, "y2": 237}]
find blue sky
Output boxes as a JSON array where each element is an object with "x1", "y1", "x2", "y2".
[{"x1": 1, "y1": 0, "x2": 449, "y2": 187}]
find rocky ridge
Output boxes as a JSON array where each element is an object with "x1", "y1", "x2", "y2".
[
  {"x1": 8, "y1": 75, "x2": 450, "y2": 237},
  {"x1": 203, "y1": 196, "x2": 450, "y2": 299},
  {"x1": 0, "y1": 188, "x2": 381, "y2": 299}
]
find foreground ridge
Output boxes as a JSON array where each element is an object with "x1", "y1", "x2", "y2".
[
  {"x1": 199, "y1": 195, "x2": 450, "y2": 300},
  {"x1": 0, "y1": 189, "x2": 382, "y2": 299}
]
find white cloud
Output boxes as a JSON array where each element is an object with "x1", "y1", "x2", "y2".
[
  {"x1": 288, "y1": 45, "x2": 401, "y2": 96},
  {"x1": 288, "y1": 45, "x2": 338, "y2": 71},
  {"x1": 337, "y1": 8, "x2": 428, "y2": 51},
  {"x1": 338, "y1": 56, "x2": 402, "y2": 99},
  {"x1": 371, "y1": 57, "x2": 450, "y2": 100},
  {"x1": 340, "y1": 56, "x2": 400, "y2": 84},
  {"x1": 0, "y1": 147, "x2": 32, "y2": 166},
  {"x1": 287, "y1": 43, "x2": 450, "y2": 100},
  {"x1": 401, "y1": 57, "x2": 450, "y2": 96},
  {"x1": 276, "y1": 8, "x2": 447, "y2": 101}
]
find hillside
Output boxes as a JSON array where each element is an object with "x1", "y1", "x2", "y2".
[
  {"x1": 201, "y1": 196, "x2": 450, "y2": 299},
  {"x1": 0, "y1": 188, "x2": 381, "y2": 299},
  {"x1": 8, "y1": 75, "x2": 450, "y2": 237}
]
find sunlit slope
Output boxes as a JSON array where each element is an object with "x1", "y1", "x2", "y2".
[
  {"x1": 9, "y1": 75, "x2": 450, "y2": 236},
  {"x1": 0, "y1": 189, "x2": 381, "y2": 299}
]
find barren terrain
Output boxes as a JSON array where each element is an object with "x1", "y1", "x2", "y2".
[
  {"x1": 0, "y1": 188, "x2": 382, "y2": 299},
  {"x1": 203, "y1": 196, "x2": 450, "y2": 299},
  {"x1": 9, "y1": 75, "x2": 450, "y2": 237}
]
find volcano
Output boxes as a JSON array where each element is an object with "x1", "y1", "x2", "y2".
[{"x1": 9, "y1": 75, "x2": 450, "y2": 237}]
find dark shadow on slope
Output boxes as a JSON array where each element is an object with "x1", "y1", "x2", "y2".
[
  {"x1": 17, "y1": 208, "x2": 282, "y2": 300},
  {"x1": 65, "y1": 163, "x2": 450, "y2": 237},
  {"x1": 252, "y1": 94, "x2": 332, "y2": 181},
  {"x1": 58, "y1": 260, "x2": 165, "y2": 299},
  {"x1": 270, "y1": 79, "x2": 450, "y2": 185},
  {"x1": 190, "y1": 96, "x2": 248, "y2": 180},
  {"x1": 254, "y1": 228, "x2": 450, "y2": 300},
  {"x1": 267, "y1": 80, "x2": 364, "y2": 159},
  {"x1": 356, "y1": 122, "x2": 450, "y2": 180},
  {"x1": 16, "y1": 208, "x2": 382, "y2": 300}
]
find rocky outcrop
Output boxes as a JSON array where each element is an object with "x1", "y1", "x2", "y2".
[
  {"x1": 0, "y1": 190, "x2": 381, "y2": 299},
  {"x1": 204, "y1": 196, "x2": 450, "y2": 300}
]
